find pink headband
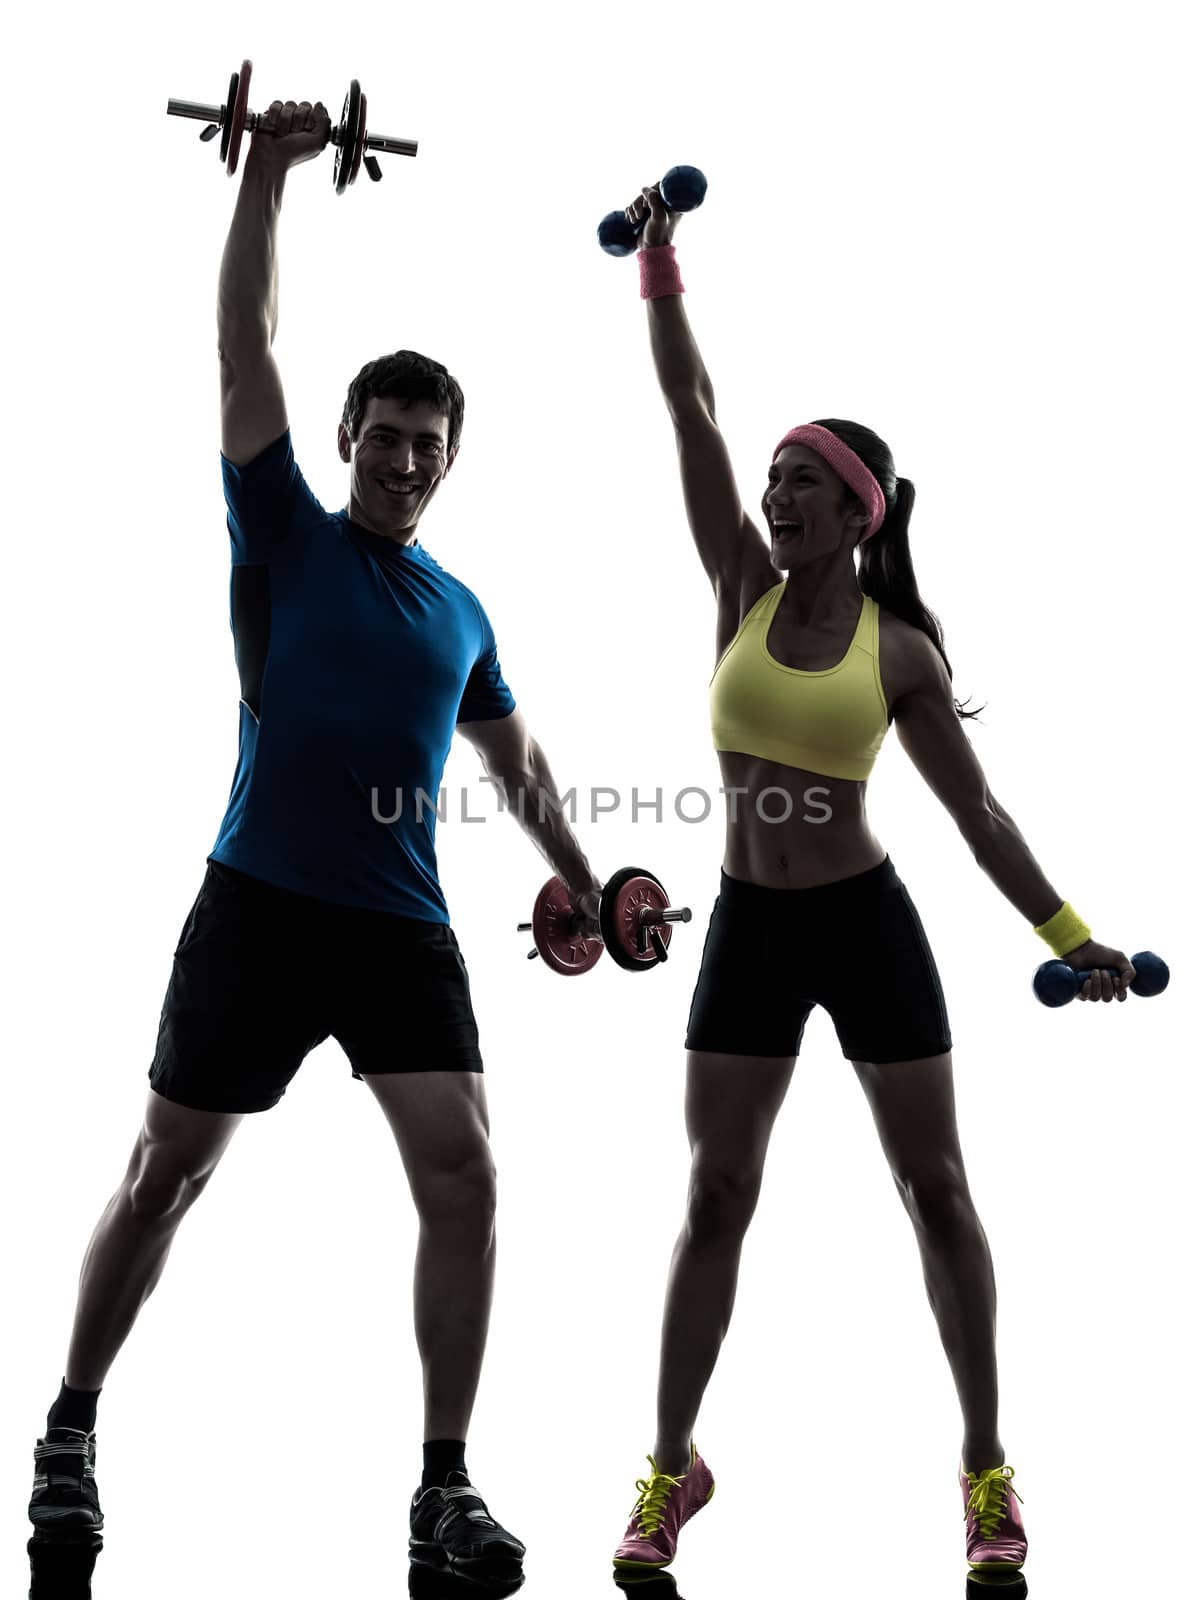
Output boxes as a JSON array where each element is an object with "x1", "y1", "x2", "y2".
[{"x1": 773, "y1": 423, "x2": 887, "y2": 540}]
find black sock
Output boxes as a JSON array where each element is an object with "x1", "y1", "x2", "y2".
[
  {"x1": 47, "y1": 1378, "x2": 102, "y2": 1436},
  {"x1": 422, "y1": 1439, "x2": 468, "y2": 1489}
]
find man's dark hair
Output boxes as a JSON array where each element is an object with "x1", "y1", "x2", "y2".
[{"x1": 342, "y1": 349, "x2": 464, "y2": 456}]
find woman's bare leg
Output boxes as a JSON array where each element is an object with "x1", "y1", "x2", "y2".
[
  {"x1": 852, "y1": 1052, "x2": 1003, "y2": 1472},
  {"x1": 653, "y1": 1050, "x2": 797, "y2": 1476}
]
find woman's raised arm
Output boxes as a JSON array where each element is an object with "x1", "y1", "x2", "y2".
[{"x1": 632, "y1": 186, "x2": 775, "y2": 603}]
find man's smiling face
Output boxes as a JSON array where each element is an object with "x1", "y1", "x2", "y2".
[{"x1": 338, "y1": 396, "x2": 457, "y2": 542}]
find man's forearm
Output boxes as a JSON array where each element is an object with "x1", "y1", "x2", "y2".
[
  {"x1": 217, "y1": 150, "x2": 287, "y2": 354},
  {"x1": 488, "y1": 742, "x2": 598, "y2": 897}
]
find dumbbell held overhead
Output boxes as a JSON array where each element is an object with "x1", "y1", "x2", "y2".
[
  {"x1": 166, "y1": 59, "x2": 418, "y2": 192},
  {"x1": 1033, "y1": 949, "x2": 1169, "y2": 1007},
  {"x1": 597, "y1": 165, "x2": 709, "y2": 255},
  {"x1": 518, "y1": 867, "x2": 692, "y2": 975}
]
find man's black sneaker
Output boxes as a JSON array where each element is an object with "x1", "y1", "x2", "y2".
[
  {"x1": 409, "y1": 1470, "x2": 525, "y2": 1580},
  {"x1": 28, "y1": 1428, "x2": 104, "y2": 1531}
]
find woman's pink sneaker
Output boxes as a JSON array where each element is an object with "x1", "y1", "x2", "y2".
[
  {"x1": 612, "y1": 1443, "x2": 715, "y2": 1568},
  {"x1": 960, "y1": 1462, "x2": 1027, "y2": 1569}
]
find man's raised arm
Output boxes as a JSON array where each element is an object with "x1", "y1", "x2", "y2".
[{"x1": 217, "y1": 98, "x2": 330, "y2": 467}]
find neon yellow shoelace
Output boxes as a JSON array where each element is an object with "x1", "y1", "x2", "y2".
[
  {"x1": 631, "y1": 1455, "x2": 685, "y2": 1536},
  {"x1": 964, "y1": 1465, "x2": 1023, "y2": 1540}
]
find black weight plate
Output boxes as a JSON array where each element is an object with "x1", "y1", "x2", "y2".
[
  {"x1": 219, "y1": 70, "x2": 239, "y2": 163},
  {"x1": 225, "y1": 59, "x2": 253, "y2": 176},
  {"x1": 349, "y1": 89, "x2": 367, "y2": 185},
  {"x1": 333, "y1": 78, "x2": 362, "y2": 195}
]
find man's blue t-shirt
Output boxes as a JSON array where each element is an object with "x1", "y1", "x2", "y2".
[{"x1": 209, "y1": 430, "x2": 516, "y2": 922}]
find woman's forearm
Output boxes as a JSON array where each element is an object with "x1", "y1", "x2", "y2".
[
  {"x1": 967, "y1": 802, "x2": 1066, "y2": 928},
  {"x1": 646, "y1": 290, "x2": 717, "y2": 416}
]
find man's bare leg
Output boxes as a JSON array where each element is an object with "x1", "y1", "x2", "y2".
[
  {"x1": 61, "y1": 1089, "x2": 244, "y2": 1392},
  {"x1": 360, "y1": 1070, "x2": 496, "y2": 1444}
]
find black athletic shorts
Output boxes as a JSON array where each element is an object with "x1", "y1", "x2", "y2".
[
  {"x1": 684, "y1": 855, "x2": 952, "y2": 1063},
  {"x1": 148, "y1": 860, "x2": 483, "y2": 1114}
]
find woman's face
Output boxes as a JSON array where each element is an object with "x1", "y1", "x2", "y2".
[{"x1": 762, "y1": 444, "x2": 863, "y2": 567}]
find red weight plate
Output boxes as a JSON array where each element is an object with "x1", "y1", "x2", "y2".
[
  {"x1": 531, "y1": 876, "x2": 603, "y2": 976},
  {"x1": 226, "y1": 58, "x2": 253, "y2": 175},
  {"x1": 602, "y1": 871, "x2": 672, "y2": 971},
  {"x1": 349, "y1": 90, "x2": 367, "y2": 185}
]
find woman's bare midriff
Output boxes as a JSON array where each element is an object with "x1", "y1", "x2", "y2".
[
  {"x1": 717, "y1": 749, "x2": 887, "y2": 888},
  {"x1": 710, "y1": 578, "x2": 913, "y2": 889}
]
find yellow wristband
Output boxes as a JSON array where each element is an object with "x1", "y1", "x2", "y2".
[{"x1": 1033, "y1": 901, "x2": 1092, "y2": 958}]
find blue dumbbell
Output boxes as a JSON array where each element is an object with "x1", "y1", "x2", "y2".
[
  {"x1": 1032, "y1": 950, "x2": 1169, "y2": 1008},
  {"x1": 597, "y1": 165, "x2": 709, "y2": 256}
]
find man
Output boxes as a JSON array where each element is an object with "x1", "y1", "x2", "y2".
[{"x1": 28, "y1": 97, "x2": 600, "y2": 1584}]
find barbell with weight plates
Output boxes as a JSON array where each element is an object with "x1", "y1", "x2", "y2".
[
  {"x1": 166, "y1": 59, "x2": 418, "y2": 192},
  {"x1": 517, "y1": 867, "x2": 692, "y2": 976}
]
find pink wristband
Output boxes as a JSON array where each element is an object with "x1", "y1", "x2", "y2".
[{"x1": 639, "y1": 244, "x2": 685, "y2": 300}]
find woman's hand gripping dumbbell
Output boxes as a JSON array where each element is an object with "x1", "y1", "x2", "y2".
[
  {"x1": 1033, "y1": 943, "x2": 1170, "y2": 1008},
  {"x1": 518, "y1": 868, "x2": 692, "y2": 975},
  {"x1": 596, "y1": 166, "x2": 708, "y2": 255}
]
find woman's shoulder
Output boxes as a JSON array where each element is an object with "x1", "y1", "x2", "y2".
[
  {"x1": 875, "y1": 606, "x2": 938, "y2": 706},
  {"x1": 873, "y1": 601, "x2": 919, "y2": 638}
]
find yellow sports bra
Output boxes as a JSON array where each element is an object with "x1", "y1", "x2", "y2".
[{"x1": 710, "y1": 583, "x2": 890, "y2": 781}]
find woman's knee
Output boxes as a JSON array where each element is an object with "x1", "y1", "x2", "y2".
[
  {"x1": 686, "y1": 1161, "x2": 764, "y2": 1242},
  {"x1": 896, "y1": 1164, "x2": 975, "y2": 1234}
]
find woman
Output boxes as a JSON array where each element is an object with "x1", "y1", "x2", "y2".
[{"x1": 607, "y1": 184, "x2": 1136, "y2": 1575}]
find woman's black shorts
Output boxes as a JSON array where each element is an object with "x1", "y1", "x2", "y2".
[
  {"x1": 148, "y1": 860, "x2": 483, "y2": 1114},
  {"x1": 684, "y1": 855, "x2": 952, "y2": 1063}
]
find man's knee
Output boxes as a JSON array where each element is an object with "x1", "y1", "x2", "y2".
[
  {"x1": 125, "y1": 1112, "x2": 232, "y2": 1222},
  {"x1": 412, "y1": 1144, "x2": 498, "y2": 1230},
  {"x1": 124, "y1": 1092, "x2": 242, "y2": 1222},
  {"x1": 126, "y1": 1142, "x2": 210, "y2": 1222}
]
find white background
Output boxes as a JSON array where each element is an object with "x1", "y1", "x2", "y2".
[{"x1": 3, "y1": 1, "x2": 1192, "y2": 1595}]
